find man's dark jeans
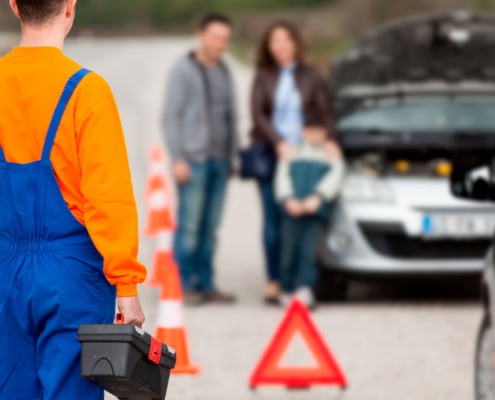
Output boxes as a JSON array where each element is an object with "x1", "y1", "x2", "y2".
[
  {"x1": 174, "y1": 159, "x2": 229, "y2": 293},
  {"x1": 280, "y1": 215, "x2": 324, "y2": 293}
]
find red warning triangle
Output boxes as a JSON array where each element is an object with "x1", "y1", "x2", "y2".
[{"x1": 249, "y1": 299, "x2": 347, "y2": 389}]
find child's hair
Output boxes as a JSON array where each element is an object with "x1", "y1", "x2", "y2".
[{"x1": 304, "y1": 111, "x2": 326, "y2": 129}]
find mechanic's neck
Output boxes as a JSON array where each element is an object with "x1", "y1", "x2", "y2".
[
  {"x1": 19, "y1": 23, "x2": 65, "y2": 50},
  {"x1": 195, "y1": 49, "x2": 219, "y2": 68}
]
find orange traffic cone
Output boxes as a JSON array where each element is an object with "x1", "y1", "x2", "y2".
[
  {"x1": 154, "y1": 255, "x2": 200, "y2": 375},
  {"x1": 143, "y1": 145, "x2": 175, "y2": 238},
  {"x1": 144, "y1": 144, "x2": 198, "y2": 375}
]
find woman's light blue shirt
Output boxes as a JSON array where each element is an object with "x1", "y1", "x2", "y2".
[{"x1": 272, "y1": 64, "x2": 304, "y2": 146}]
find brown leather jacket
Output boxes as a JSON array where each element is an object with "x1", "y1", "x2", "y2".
[{"x1": 250, "y1": 64, "x2": 336, "y2": 146}]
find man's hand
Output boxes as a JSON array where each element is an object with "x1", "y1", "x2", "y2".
[
  {"x1": 303, "y1": 195, "x2": 323, "y2": 215},
  {"x1": 277, "y1": 141, "x2": 295, "y2": 161},
  {"x1": 285, "y1": 199, "x2": 304, "y2": 217},
  {"x1": 172, "y1": 160, "x2": 191, "y2": 185},
  {"x1": 117, "y1": 296, "x2": 145, "y2": 328}
]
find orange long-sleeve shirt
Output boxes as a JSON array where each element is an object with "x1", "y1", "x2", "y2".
[{"x1": 0, "y1": 46, "x2": 147, "y2": 297}]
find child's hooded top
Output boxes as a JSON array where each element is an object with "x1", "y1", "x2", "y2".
[{"x1": 275, "y1": 141, "x2": 345, "y2": 217}]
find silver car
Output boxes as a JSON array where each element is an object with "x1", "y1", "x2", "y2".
[{"x1": 318, "y1": 11, "x2": 495, "y2": 299}]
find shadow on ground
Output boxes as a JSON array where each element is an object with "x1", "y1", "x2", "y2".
[{"x1": 336, "y1": 278, "x2": 481, "y2": 304}]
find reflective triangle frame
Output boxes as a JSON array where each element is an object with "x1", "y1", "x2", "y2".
[{"x1": 249, "y1": 299, "x2": 347, "y2": 389}]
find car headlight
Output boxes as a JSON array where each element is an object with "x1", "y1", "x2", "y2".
[{"x1": 341, "y1": 175, "x2": 395, "y2": 203}]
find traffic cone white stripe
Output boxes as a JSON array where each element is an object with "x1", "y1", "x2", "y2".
[
  {"x1": 150, "y1": 163, "x2": 166, "y2": 175},
  {"x1": 149, "y1": 191, "x2": 169, "y2": 209},
  {"x1": 156, "y1": 230, "x2": 173, "y2": 251},
  {"x1": 156, "y1": 300, "x2": 184, "y2": 329}
]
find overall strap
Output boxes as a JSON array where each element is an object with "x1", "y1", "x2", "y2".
[
  {"x1": 41, "y1": 68, "x2": 91, "y2": 161},
  {"x1": 0, "y1": 147, "x2": 5, "y2": 162}
]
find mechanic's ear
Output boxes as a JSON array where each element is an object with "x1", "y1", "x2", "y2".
[
  {"x1": 9, "y1": 0, "x2": 21, "y2": 20},
  {"x1": 66, "y1": 0, "x2": 77, "y2": 18}
]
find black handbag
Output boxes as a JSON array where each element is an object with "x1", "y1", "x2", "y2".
[{"x1": 240, "y1": 142, "x2": 277, "y2": 180}]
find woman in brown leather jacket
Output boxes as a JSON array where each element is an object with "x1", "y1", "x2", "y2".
[{"x1": 250, "y1": 20, "x2": 338, "y2": 304}]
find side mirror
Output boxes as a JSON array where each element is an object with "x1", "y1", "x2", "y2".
[{"x1": 451, "y1": 151, "x2": 493, "y2": 201}]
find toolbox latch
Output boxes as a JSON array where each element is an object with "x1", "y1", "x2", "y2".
[{"x1": 148, "y1": 337, "x2": 162, "y2": 365}]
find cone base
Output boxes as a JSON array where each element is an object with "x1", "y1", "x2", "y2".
[
  {"x1": 171, "y1": 365, "x2": 201, "y2": 375},
  {"x1": 155, "y1": 328, "x2": 200, "y2": 376}
]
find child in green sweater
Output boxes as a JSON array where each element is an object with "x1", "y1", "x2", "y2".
[{"x1": 275, "y1": 125, "x2": 344, "y2": 309}]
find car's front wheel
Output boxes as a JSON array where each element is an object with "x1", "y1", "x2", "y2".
[
  {"x1": 315, "y1": 265, "x2": 349, "y2": 301},
  {"x1": 476, "y1": 313, "x2": 495, "y2": 400}
]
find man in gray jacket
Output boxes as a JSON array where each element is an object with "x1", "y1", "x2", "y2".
[{"x1": 164, "y1": 14, "x2": 238, "y2": 305}]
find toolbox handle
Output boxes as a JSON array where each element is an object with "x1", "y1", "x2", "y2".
[
  {"x1": 115, "y1": 313, "x2": 162, "y2": 365},
  {"x1": 115, "y1": 313, "x2": 125, "y2": 325}
]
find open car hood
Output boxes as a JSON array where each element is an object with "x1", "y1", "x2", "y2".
[
  {"x1": 331, "y1": 10, "x2": 495, "y2": 117},
  {"x1": 331, "y1": 10, "x2": 495, "y2": 153}
]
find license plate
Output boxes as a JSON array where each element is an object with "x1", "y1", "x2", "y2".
[{"x1": 423, "y1": 213, "x2": 495, "y2": 238}]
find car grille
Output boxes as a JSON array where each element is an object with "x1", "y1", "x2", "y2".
[{"x1": 359, "y1": 222, "x2": 492, "y2": 260}]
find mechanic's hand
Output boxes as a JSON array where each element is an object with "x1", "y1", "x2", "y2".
[
  {"x1": 172, "y1": 160, "x2": 191, "y2": 185},
  {"x1": 323, "y1": 140, "x2": 343, "y2": 161},
  {"x1": 117, "y1": 296, "x2": 145, "y2": 328},
  {"x1": 303, "y1": 195, "x2": 322, "y2": 215},
  {"x1": 285, "y1": 199, "x2": 304, "y2": 217},
  {"x1": 277, "y1": 141, "x2": 295, "y2": 161}
]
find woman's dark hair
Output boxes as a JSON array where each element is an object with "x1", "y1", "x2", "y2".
[
  {"x1": 15, "y1": 0, "x2": 67, "y2": 25},
  {"x1": 198, "y1": 13, "x2": 233, "y2": 31},
  {"x1": 256, "y1": 20, "x2": 306, "y2": 70}
]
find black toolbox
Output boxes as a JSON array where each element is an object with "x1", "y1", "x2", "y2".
[{"x1": 78, "y1": 325, "x2": 176, "y2": 400}]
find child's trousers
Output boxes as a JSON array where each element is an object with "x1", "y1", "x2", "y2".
[{"x1": 280, "y1": 215, "x2": 324, "y2": 293}]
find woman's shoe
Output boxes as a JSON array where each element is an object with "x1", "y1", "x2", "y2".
[
  {"x1": 264, "y1": 281, "x2": 280, "y2": 305},
  {"x1": 264, "y1": 296, "x2": 280, "y2": 306}
]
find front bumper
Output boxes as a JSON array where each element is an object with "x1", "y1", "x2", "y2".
[{"x1": 321, "y1": 201, "x2": 490, "y2": 277}]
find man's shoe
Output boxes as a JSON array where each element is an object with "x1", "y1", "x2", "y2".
[
  {"x1": 183, "y1": 290, "x2": 206, "y2": 306},
  {"x1": 204, "y1": 290, "x2": 237, "y2": 304}
]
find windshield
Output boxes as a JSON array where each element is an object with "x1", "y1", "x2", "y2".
[{"x1": 338, "y1": 97, "x2": 495, "y2": 132}]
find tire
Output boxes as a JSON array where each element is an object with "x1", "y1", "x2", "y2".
[
  {"x1": 315, "y1": 264, "x2": 349, "y2": 302},
  {"x1": 475, "y1": 313, "x2": 495, "y2": 400}
]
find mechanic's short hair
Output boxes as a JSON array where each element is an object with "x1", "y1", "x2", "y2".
[
  {"x1": 198, "y1": 13, "x2": 233, "y2": 32},
  {"x1": 15, "y1": 0, "x2": 67, "y2": 25}
]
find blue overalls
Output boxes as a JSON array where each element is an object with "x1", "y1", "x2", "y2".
[{"x1": 0, "y1": 69, "x2": 116, "y2": 400}]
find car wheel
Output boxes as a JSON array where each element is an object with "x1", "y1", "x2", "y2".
[
  {"x1": 315, "y1": 265, "x2": 349, "y2": 301},
  {"x1": 476, "y1": 313, "x2": 495, "y2": 400}
]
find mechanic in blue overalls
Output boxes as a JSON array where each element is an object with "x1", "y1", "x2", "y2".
[{"x1": 0, "y1": 1, "x2": 147, "y2": 399}]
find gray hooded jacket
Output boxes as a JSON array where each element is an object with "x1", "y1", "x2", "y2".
[{"x1": 163, "y1": 53, "x2": 239, "y2": 164}]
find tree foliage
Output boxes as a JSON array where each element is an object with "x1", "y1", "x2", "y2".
[{"x1": 72, "y1": 0, "x2": 336, "y2": 29}]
